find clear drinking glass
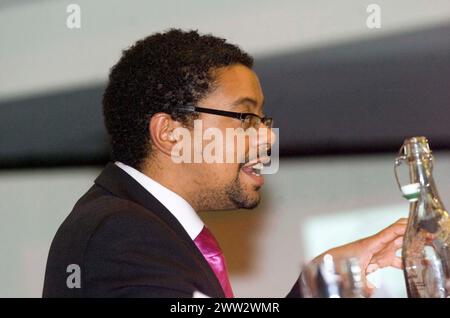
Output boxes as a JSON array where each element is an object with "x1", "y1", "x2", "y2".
[{"x1": 300, "y1": 254, "x2": 369, "y2": 298}]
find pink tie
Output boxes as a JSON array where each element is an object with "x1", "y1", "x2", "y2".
[{"x1": 194, "y1": 226, "x2": 234, "y2": 298}]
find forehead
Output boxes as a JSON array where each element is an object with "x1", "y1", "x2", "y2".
[{"x1": 208, "y1": 64, "x2": 264, "y2": 108}]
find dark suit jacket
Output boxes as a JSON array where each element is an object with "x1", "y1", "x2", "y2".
[{"x1": 43, "y1": 163, "x2": 302, "y2": 297}]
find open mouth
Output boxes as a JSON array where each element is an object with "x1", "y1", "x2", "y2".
[
  {"x1": 241, "y1": 161, "x2": 264, "y2": 176},
  {"x1": 240, "y1": 156, "x2": 270, "y2": 186}
]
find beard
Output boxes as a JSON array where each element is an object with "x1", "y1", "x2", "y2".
[
  {"x1": 223, "y1": 162, "x2": 261, "y2": 209},
  {"x1": 225, "y1": 173, "x2": 260, "y2": 209},
  {"x1": 195, "y1": 163, "x2": 261, "y2": 211}
]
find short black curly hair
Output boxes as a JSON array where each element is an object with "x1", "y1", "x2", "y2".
[{"x1": 103, "y1": 29, "x2": 254, "y2": 169}]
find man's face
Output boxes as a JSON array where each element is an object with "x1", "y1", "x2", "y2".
[{"x1": 182, "y1": 64, "x2": 273, "y2": 211}]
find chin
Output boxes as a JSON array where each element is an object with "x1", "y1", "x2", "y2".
[
  {"x1": 240, "y1": 199, "x2": 260, "y2": 210},
  {"x1": 224, "y1": 173, "x2": 263, "y2": 210},
  {"x1": 236, "y1": 189, "x2": 261, "y2": 209}
]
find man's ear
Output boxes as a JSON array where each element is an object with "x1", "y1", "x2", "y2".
[{"x1": 149, "y1": 113, "x2": 183, "y2": 157}]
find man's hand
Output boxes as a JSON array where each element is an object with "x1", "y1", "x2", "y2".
[
  {"x1": 309, "y1": 218, "x2": 407, "y2": 295},
  {"x1": 313, "y1": 218, "x2": 407, "y2": 275}
]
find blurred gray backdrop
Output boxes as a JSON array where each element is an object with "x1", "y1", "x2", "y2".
[{"x1": 0, "y1": 0, "x2": 449, "y2": 297}]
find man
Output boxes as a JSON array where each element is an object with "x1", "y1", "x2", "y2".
[{"x1": 43, "y1": 29, "x2": 406, "y2": 298}]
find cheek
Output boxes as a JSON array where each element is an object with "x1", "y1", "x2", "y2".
[
  {"x1": 203, "y1": 163, "x2": 241, "y2": 184},
  {"x1": 223, "y1": 129, "x2": 251, "y2": 164},
  {"x1": 203, "y1": 119, "x2": 248, "y2": 164}
]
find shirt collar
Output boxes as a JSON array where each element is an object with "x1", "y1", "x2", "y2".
[{"x1": 115, "y1": 161, "x2": 204, "y2": 240}]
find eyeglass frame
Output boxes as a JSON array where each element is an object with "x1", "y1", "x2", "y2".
[{"x1": 176, "y1": 105, "x2": 273, "y2": 128}]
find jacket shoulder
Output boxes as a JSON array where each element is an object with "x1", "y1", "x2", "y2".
[{"x1": 43, "y1": 185, "x2": 188, "y2": 297}]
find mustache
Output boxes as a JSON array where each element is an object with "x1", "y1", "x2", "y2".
[{"x1": 239, "y1": 144, "x2": 272, "y2": 167}]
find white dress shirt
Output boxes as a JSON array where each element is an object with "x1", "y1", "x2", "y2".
[{"x1": 115, "y1": 161, "x2": 204, "y2": 240}]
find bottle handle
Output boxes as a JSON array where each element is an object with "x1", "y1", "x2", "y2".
[
  {"x1": 395, "y1": 143, "x2": 433, "y2": 201},
  {"x1": 395, "y1": 145, "x2": 422, "y2": 201},
  {"x1": 394, "y1": 145, "x2": 407, "y2": 191}
]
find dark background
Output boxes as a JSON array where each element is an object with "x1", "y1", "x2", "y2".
[{"x1": 1, "y1": 23, "x2": 449, "y2": 169}]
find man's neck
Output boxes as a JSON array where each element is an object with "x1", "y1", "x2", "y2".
[{"x1": 141, "y1": 160, "x2": 201, "y2": 211}]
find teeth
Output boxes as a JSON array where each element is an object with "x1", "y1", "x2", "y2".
[
  {"x1": 250, "y1": 162, "x2": 263, "y2": 176},
  {"x1": 253, "y1": 162, "x2": 263, "y2": 170},
  {"x1": 242, "y1": 161, "x2": 264, "y2": 177}
]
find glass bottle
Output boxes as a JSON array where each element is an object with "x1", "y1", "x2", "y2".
[{"x1": 394, "y1": 136, "x2": 450, "y2": 297}]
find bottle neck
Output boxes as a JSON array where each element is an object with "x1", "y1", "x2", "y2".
[
  {"x1": 410, "y1": 158, "x2": 444, "y2": 197},
  {"x1": 408, "y1": 158, "x2": 447, "y2": 229}
]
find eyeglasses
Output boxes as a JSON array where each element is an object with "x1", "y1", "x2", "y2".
[{"x1": 177, "y1": 105, "x2": 273, "y2": 129}]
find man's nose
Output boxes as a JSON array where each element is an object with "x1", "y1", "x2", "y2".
[
  {"x1": 268, "y1": 127, "x2": 276, "y2": 148},
  {"x1": 254, "y1": 127, "x2": 276, "y2": 155},
  {"x1": 257, "y1": 126, "x2": 276, "y2": 148}
]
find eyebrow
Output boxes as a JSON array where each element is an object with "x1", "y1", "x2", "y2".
[{"x1": 230, "y1": 97, "x2": 264, "y2": 110}]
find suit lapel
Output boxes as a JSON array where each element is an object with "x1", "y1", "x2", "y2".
[{"x1": 94, "y1": 162, "x2": 225, "y2": 297}]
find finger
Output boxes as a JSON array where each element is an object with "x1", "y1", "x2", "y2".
[
  {"x1": 384, "y1": 218, "x2": 408, "y2": 236},
  {"x1": 370, "y1": 238, "x2": 403, "y2": 269},
  {"x1": 365, "y1": 280, "x2": 376, "y2": 297},
  {"x1": 366, "y1": 279, "x2": 375, "y2": 290},
  {"x1": 391, "y1": 257, "x2": 403, "y2": 269},
  {"x1": 376, "y1": 222, "x2": 407, "y2": 244},
  {"x1": 366, "y1": 263, "x2": 379, "y2": 274},
  {"x1": 394, "y1": 236, "x2": 404, "y2": 248},
  {"x1": 395, "y1": 218, "x2": 408, "y2": 225},
  {"x1": 388, "y1": 221, "x2": 407, "y2": 235}
]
